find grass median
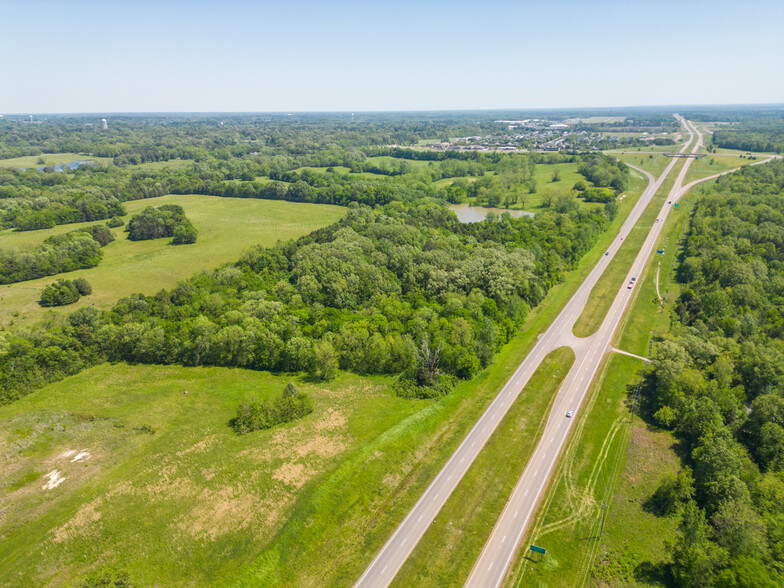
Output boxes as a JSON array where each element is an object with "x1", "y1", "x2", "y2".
[{"x1": 391, "y1": 347, "x2": 575, "y2": 587}]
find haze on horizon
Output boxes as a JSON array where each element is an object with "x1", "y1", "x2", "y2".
[{"x1": 2, "y1": 0, "x2": 782, "y2": 114}]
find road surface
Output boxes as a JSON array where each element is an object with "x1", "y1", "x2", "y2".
[{"x1": 353, "y1": 117, "x2": 696, "y2": 588}]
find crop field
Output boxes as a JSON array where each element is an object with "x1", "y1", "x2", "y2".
[
  {"x1": 0, "y1": 195, "x2": 345, "y2": 327},
  {"x1": 0, "y1": 153, "x2": 113, "y2": 169},
  {"x1": 0, "y1": 363, "x2": 418, "y2": 587}
]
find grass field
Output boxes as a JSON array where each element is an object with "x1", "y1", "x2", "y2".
[
  {"x1": 613, "y1": 152, "x2": 673, "y2": 178},
  {"x1": 0, "y1": 153, "x2": 113, "y2": 169},
  {"x1": 0, "y1": 364, "x2": 419, "y2": 587},
  {"x1": 682, "y1": 153, "x2": 752, "y2": 184},
  {"x1": 125, "y1": 159, "x2": 194, "y2": 171},
  {"x1": 392, "y1": 347, "x2": 575, "y2": 587},
  {"x1": 0, "y1": 195, "x2": 345, "y2": 327}
]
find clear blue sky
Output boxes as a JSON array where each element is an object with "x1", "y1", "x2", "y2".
[{"x1": 2, "y1": 0, "x2": 782, "y2": 113}]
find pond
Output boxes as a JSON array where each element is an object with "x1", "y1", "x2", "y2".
[
  {"x1": 25, "y1": 160, "x2": 95, "y2": 172},
  {"x1": 448, "y1": 203, "x2": 535, "y2": 224}
]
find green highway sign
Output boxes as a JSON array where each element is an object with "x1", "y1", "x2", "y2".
[{"x1": 530, "y1": 545, "x2": 546, "y2": 555}]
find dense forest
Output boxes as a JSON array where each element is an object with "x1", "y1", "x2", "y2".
[
  {"x1": 644, "y1": 159, "x2": 784, "y2": 586},
  {"x1": 0, "y1": 194, "x2": 617, "y2": 402}
]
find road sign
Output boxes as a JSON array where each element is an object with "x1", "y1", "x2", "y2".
[
  {"x1": 674, "y1": 203, "x2": 679, "y2": 208},
  {"x1": 530, "y1": 545, "x2": 546, "y2": 555},
  {"x1": 657, "y1": 249, "x2": 664, "y2": 254}
]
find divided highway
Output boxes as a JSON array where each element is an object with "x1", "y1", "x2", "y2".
[{"x1": 353, "y1": 117, "x2": 698, "y2": 588}]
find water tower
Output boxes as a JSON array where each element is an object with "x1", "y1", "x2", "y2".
[{"x1": 102, "y1": 118, "x2": 108, "y2": 129}]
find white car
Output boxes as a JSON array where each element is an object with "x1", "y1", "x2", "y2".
[{"x1": 566, "y1": 410, "x2": 574, "y2": 418}]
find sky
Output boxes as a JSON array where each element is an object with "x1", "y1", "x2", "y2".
[{"x1": 1, "y1": 0, "x2": 782, "y2": 113}]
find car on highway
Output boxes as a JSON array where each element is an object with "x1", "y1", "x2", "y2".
[
  {"x1": 631, "y1": 277, "x2": 636, "y2": 282},
  {"x1": 627, "y1": 282, "x2": 633, "y2": 289},
  {"x1": 605, "y1": 251, "x2": 609, "y2": 256},
  {"x1": 566, "y1": 410, "x2": 573, "y2": 418}
]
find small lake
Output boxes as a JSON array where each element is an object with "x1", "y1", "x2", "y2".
[
  {"x1": 448, "y1": 203, "x2": 535, "y2": 223},
  {"x1": 24, "y1": 160, "x2": 94, "y2": 172}
]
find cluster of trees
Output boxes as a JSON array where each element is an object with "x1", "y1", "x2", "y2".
[
  {"x1": 0, "y1": 196, "x2": 616, "y2": 403},
  {"x1": 577, "y1": 154, "x2": 629, "y2": 192},
  {"x1": 1, "y1": 189, "x2": 125, "y2": 231},
  {"x1": 127, "y1": 204, "x2": 197, "y2": 244},
  {"x1": 643, "y1": 160, "x2": 784, "y2": 586},
  {"x1": 39, "y1": 277, "x2": 91, "y2": 307},
  {"x1": 0, "y1": 227, "x2": 110, "y2": 284},
  {"x1": 232, "y1": 383, "x2": 313, "y2": 434}
]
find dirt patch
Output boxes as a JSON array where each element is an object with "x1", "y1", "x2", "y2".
[
  {"x1": 175, "y1": 434, "x2": 217, "y2": 457},
  {"x1": 175, "y1": 485, "x2": 260, "y2": 541},
  {"x1": 42, "y1": 470, "x2": 66, "y2": 490},
  {"x1": 52, "y1": 499, "x2": 102, "y2": 543},
  {"x1": 315, "y1": 409, "x2": 347, "y2": 431},
  {"x1": 272, "y1": 463, "x2": 309, "y2": 488}
]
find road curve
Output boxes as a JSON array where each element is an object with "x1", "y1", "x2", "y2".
[
  {"x1": 464, "y1": 117, "x2": 704, "y2": 588},
  {"x1": 353, "y1": 116, "x2": 693, "y2": 588}
]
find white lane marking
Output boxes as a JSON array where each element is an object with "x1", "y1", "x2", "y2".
[
  {"x1": 401, "y1": 538, "x2": 407, "y2": 546},
  {"x1": 382, "y1": 565, "x2": 387, "y2": 574},
  {"x1": 534, "y1": 470, "x2": 538, "y2": 477},
  {"x1": 502, "y1": 535, "x2": 506, "y2": 543},
  {"x1": 418, "y1": 515, "x2": 423, "y2": 522},
  {"x1": 471, "y1": 441, "x2": 476, "y2": 447},
  {"x1": 514, "y1": 511, "x2": 518, "y2": 519},
  {"x1": 447, "y1": 474, "x2": 452, "y2": 481},
  {"x1": 460, "y1": 457, "x2": 465, "y2": 463},
  {"x1": 524, "y1": 489, "x2": 529, "y2": 497},
  {"x1": 433, "y1": 494, "x2": 439, "y2": 501},
  {"x1": 488, "y1": 562, "x2": 494, "y2": 571}
]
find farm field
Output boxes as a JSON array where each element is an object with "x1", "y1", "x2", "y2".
[
  {"x1": 0, "y1": 153, "x2": 113, "y2": 169},
  {"x1": 0, "y1": 195, "x2": 345, "y2": 327}
]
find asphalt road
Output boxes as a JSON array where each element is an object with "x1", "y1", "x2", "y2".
[{"x1": 353, "y1": 117, "x2": 698, "y2": 588}]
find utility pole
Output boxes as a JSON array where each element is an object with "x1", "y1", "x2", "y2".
[{"x1": 599, "y1": 503, "x2": 609, "y2": 538}]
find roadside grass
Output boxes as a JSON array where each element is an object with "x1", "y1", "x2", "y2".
[
  {"x1": 0, "y1": 195, "x2": 345, "y2": 327},
  {"x1": 507, "y1": 353, "x2": 644, "y2": 588},
  {"x1": 613, "y1": 152, "x2": 672, "y2": 178},
  {"x1": 0, "y1": 153, "x2": 113, "y2": 169},
  {"x1": 391, "y1": 347, "x2": 575, "y2": 587},
  {"x1": 230, "y1": 160, "x2": 652, "y2": 586},
  {"x1": 0, "y1": 363, "x2": 418, "y2": 587},
  {"x1": 572, "y1": 161, "x2": 685, "y2": 338},
  {"x1": 682, "y1": 154, "x2": 751, "y2": 184}
]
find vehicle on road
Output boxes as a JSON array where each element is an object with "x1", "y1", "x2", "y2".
[
  {"x1": 631, "y1": 277, "x2": 636, "y2": 282},
  {"x1": 605, "y1": 251, "x2": 609, "y2": 256},
  {"x1": 566, "y1": 411, "x2": 573, "y2": 418},
  {"x1": 627, "y1": 282, "x2": 633, "y2": 289}
]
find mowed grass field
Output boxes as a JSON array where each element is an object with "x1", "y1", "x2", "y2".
[
  {"x1": 0, "y1": 364, "x2": 419, "y2": 587},
  {"x1": 0, "y1": 195, "x2": 345, "y2": 327},
  {"x1": 0, "y1": 153, "x2": 113, "y2": 169}
]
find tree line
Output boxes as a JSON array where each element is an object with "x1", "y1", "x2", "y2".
[{"x1": 642, "y1": 159, "x2": 784, "y2": 586}]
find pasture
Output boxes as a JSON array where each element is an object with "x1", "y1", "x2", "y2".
[{"x1": 0, "y1": 195, "x2": 345, "y2": 327}]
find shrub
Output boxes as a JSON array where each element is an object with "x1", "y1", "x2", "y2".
[
  {"x1": 39, "y1": 279, "x2": 81, "y2": 307},
  {"x1": 73, "y1": 277, "x2": 92, "y2": 296},
  {"x1": 106, "y1": 217, "x2": 124, "y2": 228},
  {"x1": 232, "y1": 385, "x2": 313, "y2": 434}
]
